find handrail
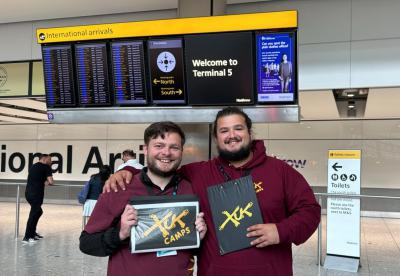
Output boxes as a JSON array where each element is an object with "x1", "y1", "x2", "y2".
[
  {"x1": 314, "y1": 192, "x2": 400, "y2": 267},
  {"x1": 2, "y1": 182, "x2": 400, "y2": 260},
  {"x1": 0, "y1": 182, "x2": 85, "y2": 239},
  {"x1": 315, "y1": 192, "x2": 400, "y2": 200}
]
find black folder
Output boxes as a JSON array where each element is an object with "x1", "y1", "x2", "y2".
[{"x1": 207, "y1": 175, "x2": 263, "y2": 255}]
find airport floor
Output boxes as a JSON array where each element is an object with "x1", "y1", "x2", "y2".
[{"x1": 0, "y1": 202, "x2": 399, "y2": 276}]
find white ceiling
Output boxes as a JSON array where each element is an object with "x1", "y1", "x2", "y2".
[{"x1": 0, "y1": 0, "x2": 178, "y2": 24}]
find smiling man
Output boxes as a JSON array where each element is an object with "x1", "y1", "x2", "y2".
[
  {"x1": 106, "y1": 107, "x2": 321, "y2": 276},
  {"x1": 80, "y1": 121, "x2": 206, "y2": 276}
]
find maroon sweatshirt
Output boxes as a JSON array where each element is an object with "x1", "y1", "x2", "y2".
[
  {"x1": 81, "y1": 170, "x2": 196, "y2": 276},
  {"x1": 124, "y1": 140, "x2": 320, "y2": 276},
  {"x1": 180, "y1": 140, "x2": 321, "y2": 276}
]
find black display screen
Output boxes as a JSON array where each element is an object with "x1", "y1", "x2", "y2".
[
  {"x1": 111, "y1": 40, "x2": 147, "y2": 105},
  {"x1": 184, "y1": 32, "x2": 254, "y2": 105},
  {"x1": 75, "y1": 43, "x2": 111, "y2": 106},
  {"x1": 42, "y1": 44, "x2": 76, "y2": 107},
  {"x1": 148, "y1": 39, "x2": 186, "y2": 104}
]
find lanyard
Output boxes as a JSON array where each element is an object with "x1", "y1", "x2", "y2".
[{"x1": 218, "y1": 163, "x2": 251, "y2": 182}]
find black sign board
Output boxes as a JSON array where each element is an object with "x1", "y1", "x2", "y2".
[
  {"x1": 75, "y1": 42, "x2": 111, "y2": 106},
  {"x1": 207, "y1": 175, "x2": 263, "y2": 255},
  {"x1": 111, "y1": 40, "x2": 147, "y2": 105},
  {"x1": 42, "y1": 45, "x2": 76, "y2": 107},
  {"x1": 185, "y1": 32, "x2": 254, "y2": 105},
  {"x1": 148, "y1": 39, "x2": 186, "y2": 104},
  {"x1": 130, "y1": 195, "x2": 199, "y2": 253}
]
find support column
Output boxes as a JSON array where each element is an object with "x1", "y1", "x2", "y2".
[{"x1": 178, "y1": 0, "x2": 226, "y2": 17}]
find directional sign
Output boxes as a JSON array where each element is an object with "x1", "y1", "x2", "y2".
[{"x1": 326, "y1": 149, "x2": 361, "y2": 261}]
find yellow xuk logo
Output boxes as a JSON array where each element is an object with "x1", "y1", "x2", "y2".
[
  {"x1": 219, "y1": 201, "x2": 254, "y2": 231},
  {"x1": 142, "y1": 209, "x2": 191, "y2": 245}
]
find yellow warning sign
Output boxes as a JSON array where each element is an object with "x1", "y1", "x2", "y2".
[{"x1": 328, "y1": 150, "x2": 361, "y2": 159}]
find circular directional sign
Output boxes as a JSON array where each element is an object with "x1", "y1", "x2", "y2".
[
  {"x1": 157, "y1": 51, "x2": 176, "y2": 73},
  {"x1": 331, "y1": 174, "x2": 338, "y2": 181},
  {"x1": 340, "y1": 174, "x2": 347, "y2": 181}
]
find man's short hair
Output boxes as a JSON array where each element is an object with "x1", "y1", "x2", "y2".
[
  {"x1": 122, "y1": 150, "x2": 135, "y2": 158},
  {"x1": 39, "y1": 153, "x2": 50, "y2": 160},
  {"x1": 144, "y1": 121, "x2": 186, "y2": 146},
  {"x1": 212, "y1": 107, "x2": 252, "y2": 137}
]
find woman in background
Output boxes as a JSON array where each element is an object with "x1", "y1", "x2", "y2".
[{"x1": 83, "y1": 165, "x2": 111, "y2": 225}]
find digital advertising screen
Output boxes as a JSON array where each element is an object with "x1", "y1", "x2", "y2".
[
  {"x1": 111, "y1": 40, "x2": 147, "y2": 105},
  {"x1": 256, "y1": 32, "x2": 297, "y2": 104},
  {"x1": 148, "y1": 39, "x2": 186, "y2": 104},
  {"x1": 185, "y1": 32, "x2": 254, "y2": 105},
  {"x1": 75, "y1": 43, "x2": 111, "y2": 106},
  {"x1": 42, "y1": 45, "x2": 76, "y2": 107}
]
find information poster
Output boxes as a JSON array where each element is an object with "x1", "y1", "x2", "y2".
[
  {"x1": 326, "y1": 150, "x2": 361, "y2": 258},
  {"x1": 75, "y1": 43, "x2": 111, "y2": 106},
  {"x1": 148, "y1": 39, "x2": 185, "y2": 104},
  {"x1": 130, "y1": 195, "x2": 199, "y2": 253},
  {"x1": 256, "y1": 32, "x2": 296, "y2": 103},
  {"x1": 42, "y1": 45, "x2": 75, "y2": 107},
  {"x1": 111, "y1": 41, "x2": 147, "y2": 105},
  {"x1": 0, "y1": 62, "x2": 29, "y2": 97},
  {"x1": 185, "y1": 32, "x2": 254, "y2": 105}
]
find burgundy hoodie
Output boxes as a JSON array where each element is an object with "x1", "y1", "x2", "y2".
[
  {"x1": 123, "y1": 140, "x2": 320, "y2": 276},
  {"x1": 179, "y1": 140, "x2": 321, "y2": 276}
]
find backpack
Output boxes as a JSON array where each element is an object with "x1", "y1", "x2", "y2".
[{"x1": 77, "y1": 181, "x2": 90, "y2": 204}]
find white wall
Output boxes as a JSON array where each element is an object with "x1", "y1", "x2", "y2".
[
  {"x1": 227, "y1": 0, "x2": 400, "y2": 90},
  {"x1": 1, "y1": 0, "x2": 400, "y2": 90},
  {"x1": 2, "y1": 120, "x2": 400, "y2": 188},
  {"x1": 0, "y1": 123, "x2": 209, "y2": 181},
  {"x1": 0, "y1": 9, "x2": 177, "y2": 62}
]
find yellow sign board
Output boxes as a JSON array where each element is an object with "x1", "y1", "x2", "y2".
[
  {"x1": 37, "y1": 11, "x2": 297, "y2": 44},
  {"x1": 31, "y1": 61, "x2": 45, "y2": 96},
  {"x1": 328, "y1": 150, "x2": 361, "y2": 159}
]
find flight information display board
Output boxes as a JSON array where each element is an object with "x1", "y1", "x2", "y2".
[
  {"x1": 256, "y1": 32, "x2": 296, "y2": 104},
  {"x1": 42, "y1": 45, "x2": 76, "y2": 107},
  {"x1": 75, "y1": 42, "x2": 111, "y2": 106},
  {"x1": 185, "y1": 32, "x2": 254, "y2": 105},
  {"x1": 111, "y1": 40, "x2": 147, "y2": 105},
  {"x1": 148, "y1": 39, "x2": 186, "y2": 105}
]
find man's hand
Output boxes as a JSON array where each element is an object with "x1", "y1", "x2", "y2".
[
  {"x1": 195, "y1": 212, "x2": 207, "y2": 240},
  {"x1": 103, "y1": 170, "x2": 133, "y2": 193},
  {"x1": 247, "y1": 223, "x2": 280, "y2": 248},
  {"x1": 119, "y1": 204, "x2": 138, "y2": 240}
]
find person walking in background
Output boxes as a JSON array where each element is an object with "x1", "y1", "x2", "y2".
[
  {"x1": 116, "y1": 149, "x2": 143, "y2": 171},
  {"x1": 83, "y1": 165, "x2": 112, "y2": 224},
  {"x1": 23, "y1": 154, "x2": 54, "y2": 244}
]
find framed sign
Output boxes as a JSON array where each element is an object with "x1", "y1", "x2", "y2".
[{"x1": 130, "y1": 195, "x2": 200, "y2": 253}]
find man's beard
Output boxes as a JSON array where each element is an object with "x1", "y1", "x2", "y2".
[
  {"x1": 147, "y1": 158, "x2": 179, "y2": 177},
  {"x1": 217, "y1": 142, "x2": 252, "y2": 162}
]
